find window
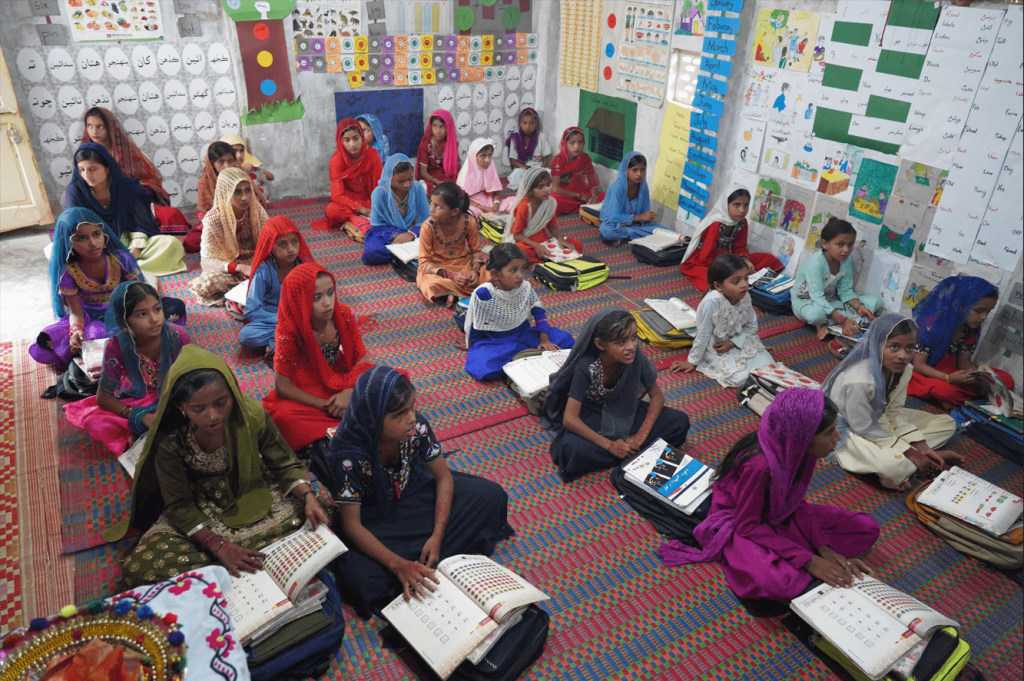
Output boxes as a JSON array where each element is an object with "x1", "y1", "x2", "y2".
[{"x1": 667, "y1": 49, "x2": 702, "y2": 109}]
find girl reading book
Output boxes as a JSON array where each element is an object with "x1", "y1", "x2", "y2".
[
  {"x1": 658, "y1": 388, "x2": 880, "y2": 601},
  {"x1": 550, "y1": 127, "x2": 604, "y2": 215},
  {"x1": 542, "y1": 308, "x2": 690, "y2": 482},
  {"x1": 323, "y1": 367, "x2": 514, "y2": 617},
  {"x1": 416, "y1": 183, "x2": 489, "y2": 308},
  {"x1": 599, "y1": 152, "x2": 665, "y2": 246},
  {"x1": 669, "y1": 254, "x2": 774, "y2": 387},
  {"x1": 363, "y1": 154, "x2": 430, "y2": 266},
  {"x1": 502, "y1": 167, "x2": 583, "y2": 265},
  {"x1": 823, "y1": 314, "x2": 960, "y2": 491},
  {"x1": 463, "y1": 244, "x2": 575, "y2": 381},
  {"x1": 104, "y1": 346, "x2": 329, "y2": 587}
]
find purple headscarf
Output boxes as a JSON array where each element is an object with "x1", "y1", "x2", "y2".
[
  {"x1": 505, "y1": 108, "x2": 540, "y2": 161},
  {"x1": 657, "y1": 387, "x2": 825, "y2": 566}
]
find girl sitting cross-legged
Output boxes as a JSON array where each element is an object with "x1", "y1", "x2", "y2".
[
  {"x1": 321, "y1": 117, "x2": 384, "y2": 237},
  {"x1": 502, "y1": 166, "x2": 583, "y2": 266},
  {"x1": 363, "y1": 154, "x2": 430, "y2": 266},
  {"x1": 598, "y1": 152, "x2": 666, "y2": 246},
  {"x1": 550, "y1": 126, "x2": 604, "y2": 215},
  {"x1": 416, "y1": 182, "x2": 490, "y2": 308}
]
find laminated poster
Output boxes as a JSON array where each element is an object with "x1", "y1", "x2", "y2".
[
  {"x1": 863, "y1": 248, "x2": 911, "y2": 313},
  {"x1": 751, "y1": 176, "x2": 785, "y2": 230},
  {"x1": 615, "y1": 3, "x2": 673, "y2": 106},
  {"x1": 848, "y1": 158, "x2": 898, "y2": 225},
  {"x1": 750, "y1": 8, "x2": 820, "y2": 73}
]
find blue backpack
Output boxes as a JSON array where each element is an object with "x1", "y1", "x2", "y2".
[{"x1": 951, "y1": 400, "x2": 1022, "y2": 465}]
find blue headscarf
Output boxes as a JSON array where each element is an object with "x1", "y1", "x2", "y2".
[
  {"x1": 49, "y1": 207, "x2": 141, "y2": 318},
  {"x1": 357, "y1": 113, "x2": 390, "y2": 160},
  {"x1": 64, "y1": 142, "x2": 157, "y2": 239},
  {"x1": 600, "y1": 151, "x2": 651, "y2": 225},
  {"x1": 370, "y1": 153, "x2": 430, "y2": 231},
  {"x1": 912, "y1": 276, "x2": 998, "y2": 366},
  {"x1": 103, "y1": 280, "x2": 187, "y2": 401}
]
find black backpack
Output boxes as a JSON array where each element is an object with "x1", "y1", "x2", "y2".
[
  {"x1": 631, "y1": 239, "x2": 690, "y2": 267},
  {"x1": 450, "y1": 605, "x2": 550, "y2": 681}
]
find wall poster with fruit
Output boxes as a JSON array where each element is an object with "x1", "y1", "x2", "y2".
[{"x1": 65, "y1": 0, "x2": 166, "y2": 42}]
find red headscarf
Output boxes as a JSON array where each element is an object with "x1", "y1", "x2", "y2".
[
  {"x1": 332, "y1": 118, "x2": 378, "y2": 181},
  {"x1": 550, "y1": 127, "x2": 598, "y2": 194},
  {"x1": 247, "y1": 216, "x2": 314, "y2": 295},
  {"x1": 80, "y1": 106, "x2": 170, "y2": 206},
  {"x1": 418, "y1": 109, "x2": 459, "y2": 179},
  {"x1": 274, "y1": 263, "x2": 374, "y2": 395}
]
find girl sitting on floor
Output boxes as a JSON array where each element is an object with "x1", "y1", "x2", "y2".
[
  {"x1": 680, "y1": 185, "x2": 783, "y2": 292},
  {"x1": 823, "y1": 314, "x2": 960, "y2": 491},
  {"x1": 262, "y1": 264, "x2": 375, "y2": 454},
  {"x1": 357, "y1": 113, "x2": 390, "y2": 161},
  {"x1": 599, "y1": 152, "x2": 665, "y2": 246},
  {"x1": 503, "y1": 167, "x2": 584, "y2": 266},
  {"x1": 32, "y1": 209, "x2": 145, "y2": 369},
  {"x1": 363, "y1": 154, "x2": 430, "y2": 266},
  {"x1": 504, "y1": 108, "x2": 551, "y2": 191},
  {"x1": 463, "y1": 243, "x2": 575, "y2": 382},
  {"x1": 910, "y1": 276, "x2": 1015, "y2": 409},
  {"x1": 658, "y1": 388, "x2": 880, "y2": 601},
  {"x1": 457, "y1": 138, "x2": 506, "y2": 216},
  {"x1": 105, "y1": 346, "x2": 330, "y2": 588},
  {"x1": 191, "y1": 168, "x2": 268, "y2": 308},
  {"x1": 670, "y1": 254, "x2": 774, "y2": 387},
  {"x1": 240, "y1": 217, "x2": 313, "y2": 359},
  {"x1": 541, "y1": 308, "x2": 690, "y2": 482},
  {"x1": 188, "y1": 142, "x2": 269, "y2": 253},
  {"x1": 550, "y1": 127, "x2": 604, "y2": 215},
  {"x1": 417, "y1": 110, "x2": 459, "y2": 194},
  {"x1": 322, "y1": 366, "x2": 514, "y2": 618},
  {"x1": 222, "y1": 134, "x2": 275, "y2": 203},
  {"x1": 64, "y1": 281, "x2": 191, "y2": 455},
  {"x1": 792, "y1": 217, "x2": 881, "y2": 341},
  {"x1": 321, "y1": 118, "x2": 384, "y2": 239},
  {"x1": 65, "y1": 145, "x2": 187, "y2": 278},
  {"x1": 416, "y1": 182, "x2": 489, "y2": 308}
]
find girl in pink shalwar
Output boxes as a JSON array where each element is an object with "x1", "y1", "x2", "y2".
[{"x1": 658, "y1": 387, "x2": 880, "y2": 601}]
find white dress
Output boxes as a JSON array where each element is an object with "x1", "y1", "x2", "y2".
[{"x1": 687, "y1": 290, "x2": 774, "y2": 387}]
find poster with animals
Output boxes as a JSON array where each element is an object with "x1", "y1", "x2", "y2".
[
  {"x1": 292, "y1": 1, "x2": 362, "y2": 38},
  {"x1": 65, "y1": 0, "x2": 165, "y2": 42},
  {"x1": 849, "y1": 159, "x2": 898, "y2": 225},
  {"x1": 750, "y1": 9, "x2": 820, "y2": 73},
  {"x1": 752, "y1": 177, "x2": 785, "y2": 229},
  {"x1": 877, "y1": 159, "x2": 943, "y2": 258}
]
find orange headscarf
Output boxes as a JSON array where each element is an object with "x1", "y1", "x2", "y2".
[{"x1": 247, "y1": 216, "x2": 314, "y2": 295}]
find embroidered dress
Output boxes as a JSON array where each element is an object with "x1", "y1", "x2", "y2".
[
  {"x1": 416, "y1": 214, "x2": 490, "y2": 302},
  {"x1": 463, "y1": 281, "x2": 575, "y2": 381},
  {"x1": 324, "y1": 367, "x2": 513, "y2": 618},
  {"x1": 688, "y1": 290, "x2": 774, "y2": 387}
]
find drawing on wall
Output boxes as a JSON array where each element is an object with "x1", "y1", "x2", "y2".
[
  {"x1": 817, "y1": 141, "x2": 863, "y2": 200},
  {"x1": 752, "y1": 177, "x2": 785, "y2": 229},
  {"x1": 736, "y1": 116, "x2": 766, "y2": 174},
  {"x1": 772, "y1": 229, "x2": 804, "y2": 277},
  {"x1": 780, "y1": 184, "x2": 815, "y2": 237},
  {"x1": 805, "y1": 193, "x2": 847, "y2": 250},
  {"x1": 850, "y1": 222, "x2": 879, "y2": 290},
  {"x1": 849, "y1": 158, "x2": 898, "y2": 225},
  {"x1": 739, "y1": 65, "x2": 776, "y2": 120},
  {"x1": 675, "y1": 1, "x2": 705, "y2": 37},
  {"x1": 65, "y1": 0, "x2": 166, "y2": 42},
  {"x1": 864, "y1": 247, "x2": 910, "y2": 312},
  {"x1": 876, "y1": 159, "x2": 942, "y2": 257},
  {"x1": 750, "y1": 9, "x2": 820, "y2": 73}
]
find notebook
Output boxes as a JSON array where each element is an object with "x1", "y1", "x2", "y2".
[
  {"x1": 644, "y1": 298, "x2": 697, "y2": 332},
  {"x1": 386, "y1": 238, "x2": 421, "y2": 264},
  {"x1": 621, "y1": 438, "x2": 713, "y2": 514},
  {"x1": 917, "y1": 466, "x2": 1023, "y2": 536},
  {"x1": 502, "y1": 349, "x2": 571, "y2": 398}
]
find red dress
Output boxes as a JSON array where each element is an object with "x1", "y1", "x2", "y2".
[
  {"x1": 416, "y1": 137, "x2": 458, "y2": 194},
  {"x1": 680, "y1": 219, "x2": 783, "y2": 293},
  {"x1": 510, "y1": 201, "x2": 584, "y2": 264},
  {"x1": 908, "y1": 329, "x2": 1016, "y2": 405},
  {"x1": 549, "y1": 127, "x2": 605, "y2": 215}
]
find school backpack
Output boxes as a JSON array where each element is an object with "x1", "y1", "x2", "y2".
[
  {"x1": 906, "y1": 479, "x2": 1023, "y2": 571},
  {"x1": 609, "y1": 449, "x2": 712, "y2": 541},
  {"x1": 811, "y1": 624, "x2": 972, "y2": 681},
  {"x1": 533, "y1": 256, "x2": 611, "y2": 292},
  {"x1": 951, "y1": 400, "x2": 1022, "y2": 465},
  {"x1": 749, "y1": 287, "x2": 793, "y2": 316},
  {"x1": 579, "y1": 205, "x2": 601, "y2": 228},
  {"x1": 449, "y1": 604, "x2": 550, "y2": 681},
  {"x1": 478, "y1": 215, "x2": 506, "y2": 244},
  {"x1": 630, "y1": 309, "x2": 693, "y2": 350},
  {"x1": 631, "y1": 240, "x2": 690, "y2": 268},
  {"x1": 738, "y1": 363, "x2": 821, "y2": 416},
  {"x1": 390, "y1": 257, "x2": 418, "y2": 283}
]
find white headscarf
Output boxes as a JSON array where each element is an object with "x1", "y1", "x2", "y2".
[
  {"x1": 502, "y1": 166, "x2": 558, "y2": 242},
  {"x1": 680, "y1": 183, "x2": 749, "y2": 264}
]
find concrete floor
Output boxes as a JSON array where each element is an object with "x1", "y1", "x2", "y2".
[{"x1": 0, "y1": 225, "x2": 55, "y2": 343}]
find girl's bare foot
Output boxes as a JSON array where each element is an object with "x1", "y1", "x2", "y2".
[
  {"x1": 445, "y1": 295, "x2": 456, "y2": 309},
  {"x1": 816, "y1": 324, "x2": 830, "y2": 341}
]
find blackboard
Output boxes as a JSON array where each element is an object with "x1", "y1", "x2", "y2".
[{"x1": 335, "y1": 88, "x2": 425, "y2": 160}]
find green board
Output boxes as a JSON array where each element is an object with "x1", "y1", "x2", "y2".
[{"x1": 578, "y1": 91, "x2": 637, "y2": 171}]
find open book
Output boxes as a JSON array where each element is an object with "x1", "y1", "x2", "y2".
[
  {"x1": 224, "y1": 279, "x2": 249, "y2": 307},
  {"x1": 224, "y1": 522, "x2": 348, "y2": 644},
  {"x1": 386, "y1": 238, "x2": 421, "y2": 264},
  {"x1": 644, "y1": 298, "x2": 697, "y2": 332},
  {"x1": 969, "y1": 368, "x2": 1018, "y2": 418},
  {"x1": 630, "y1": 227, "x2": 688, "y2": 252},
  {"x1": 537, "y1": 239, "x2": 581, "y2": 263},
  {"x1": 917, "y1": 466, "x2": 1023, "y2": 537},
  {"x1": 791, "y1": 576, "x2": 959, "y2": 680},
  {"x1": 382, "y1": 555, "x2": 548, "y2": 680},
  {"x1": 502, "y1": 349, "x2": 571, "y2": 398},
  {"x1": 621, "y1": 438, "x2": 713, "y2": 514}
]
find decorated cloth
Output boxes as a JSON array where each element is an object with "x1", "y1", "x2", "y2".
[
  {"x1": 416, "y1": 109, "x2": 459, "y2": 192},
  {"x1": 657, "y1": 388, "x2": 880, "y2": 601},
  {"x1": 325, "y1": 118, "x2": 384, "y2": 228},
  {"x1": 912, "y1": 276, "x2": 998, "y2": 367},
  {"x1": 415, "y1": 213, "x2": 490, "y2": 301},
  {"x1": 80, "y1": 107, "x2": 170, "y2": 206},
  {"x1": 323, "y1": 366, "x2": 514, "y2": 618},
  {"x1": 687, "y1": 290, "x2": 774, "y2": 388},
  {"x1": 457, "y1": 138, "x2": 504, "y2": 216},
  {"x1": 262, "y1": 264, "x2": 375, "y2": 451},
  {"x1": 364, "y1": 154, "x2": 431, "y2": 266},
  {"x1": 502, "y1": 166, "x2": 558, "y2": 242},
  {"x1": 598, "y1": 151, "x2": 663, "y2": 241},
  {"x1": 104, "y1": 346, "x2": 313, "y2": 587},
  {"x1": 356, "y1": 113, "x2": 390, "y2": 160},
  {"x1": 463, "y1": 281, "x2": 573, "y2": 381},
  {"x1": 550, "y1": 126, "x2": 602, "y2": 214}
]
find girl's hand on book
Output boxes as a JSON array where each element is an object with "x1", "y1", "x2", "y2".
[
  {"x1": 419, "y1": 534, "x2": 442, "y2": 569},
  {"x1": 393, "y1": 232, "x2": 415, "y2": 245},
  {"x1": 216, "y1": 543, "x2": 266, "y2": 578},
  {"x1": 857, "y1": 304, "x2": 875, "y2": 321},
  {"x1": 393, "y1": 559, "x2": 439, "y2": 601},
  {"x1": 667, "y1": 359, "x2": 696, "y2": 373},
  {"x1": 537, "y1": 338, "x2": 560, "y2": 353},
  {"x1": 304, "y1": 494, "x2": 329, "y2": 529},
  {"x1": 606, "y1": 439, "x2": 636, "y2": 459},
  {"x1": 806, "y1": 554, "x2": 855, "y2": 589},
  {"x1": 841, "y1": 318, "x2": 861, "y2": 338},
  {"x1": 947, "y1": 370, "x2": 976, "y2": 386}
]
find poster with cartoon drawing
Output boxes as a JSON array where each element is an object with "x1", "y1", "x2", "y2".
[
  {"x1": 780, "y1": 184, "x2": 815, "y2": 238},
  {"x1": 750, "y1": 9, "x2": 820, "y2": 73},
  {"x1": 864, "y1": 248, "x2": 911, "y2": 312},
  {"x1": 877, "y1": 159, "x2": 942, "y2": 257},
  {"x1": 849, "y1": 159, "x2": 898, "y2": 225},
  {"x1": 739, "y1": 65, "x2": 777, "y2": 122},
  {"x1": 805, "y1": 193, "x2": 847, "y2": 250},
  {"x1": 772, "y1": 228, "x2": 805, "y2": 277},
  {"x1": 761, "y1": 125, "x2": 792, "y2": 182},
  {"x1": 851, "y1": 221, "x2": 879, "y2": 291},
  {"x1": 736, "y1": 117, "x2": 766, "y2": 175},
  {"x1": 751, "y1": 176, "x2": 785, "y2": 229},
  {"x1": 818, "y1": 142, "x2": 864, "y2": 202},
  {"x1": 900, "y1": 262, "x2": 953, "y2": 315}
]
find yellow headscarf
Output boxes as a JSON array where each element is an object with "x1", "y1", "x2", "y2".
[
  {"x1": 200, "y1": 166, "x2": 268, "y2": 264},
  {"x1": 221, "y1": 133, "x2": 263, "y2": 168}
]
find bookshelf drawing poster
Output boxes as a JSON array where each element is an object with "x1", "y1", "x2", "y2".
[{"x1": 616, "y1": 3, "x2": 673, "y2": 107}]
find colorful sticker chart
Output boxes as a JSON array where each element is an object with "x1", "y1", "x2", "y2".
[{"x1": 65, "y1": 0, "x2": 165, "y2": 42}]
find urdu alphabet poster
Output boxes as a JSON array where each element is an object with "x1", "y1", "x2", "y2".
[
  {"x1": 750, "y1": 9, "x2": 820, "y2": 73},
  {"x1": 848, "y1": 158, "x2": 898, "y2": 225}
]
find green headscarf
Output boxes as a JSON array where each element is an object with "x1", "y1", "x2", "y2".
[{"x1": 104, "y1": 346, "x2": 277, "y2": 542}]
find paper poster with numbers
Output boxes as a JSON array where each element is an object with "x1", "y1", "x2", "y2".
[{"x1": 792, "y1": 576, "x2": 959, "y2": 680}]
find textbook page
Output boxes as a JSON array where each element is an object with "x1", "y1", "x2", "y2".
[
  {"x1": 117, "y1": 437, "x2": 146, "y2": 478},
  {"x1": 502, "y1": 349, "x2": 571, "y2": 398},
  {"x1": 261, "y1": 522, "x2": 348, "y2": 601},
  {"x1": 225, "y1": 569, "x2": 292, "y2": 643},
  {"x1": 386, "y1": 238, "x2": 421, "y2": 264},
  {"x1": 918, "y1": 467, "x2": 1023, "y2": 536},
  {"x1": 439, "y1": 554, "x2": 548, "y2": 625},
  {"x1": 631, "y1": 228, "x2": 687, "y2": 251}
]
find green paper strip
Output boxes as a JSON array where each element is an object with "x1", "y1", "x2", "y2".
[
  {"x1": 865, "y1": 95, "x2": 911, "y2": 123},
  {"x1": 831, "y1": 21, "x2": 873, "y2": 47},
  {"x1": 243, "y1": 97, "x2": 306, "y2": 125},
  {"x1": 813, "y1": 106, "x2": 853, "y2": 143},
  {"x1": 822, "y1": 63, "x2": 863, "y2": 92},
  {"x1": 885, "y1": 0, "x2": 940, "y2": 30},
  {"x1": 876, "y1": 50, "x2": 926, "y2": 80}
]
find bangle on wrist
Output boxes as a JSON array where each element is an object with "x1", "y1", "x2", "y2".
[
  {"x1": 120, "y1": 405, "x2": 132, "y2": 418},
  {"x1": 212, "y1": 539, "x2": 228, "y2": 554},
  {"x1": 201, "y1": 534, "x2": 220, "y2": 551},
  {"x1": 302, "y1": 489, "x2": 317, "y2": 500},
  {"x1": 945, "y1": 374, "x2": 949, "y2": 383},
  {"x1": 227, "y1": 261, "x2": 238, "y2": 274}
]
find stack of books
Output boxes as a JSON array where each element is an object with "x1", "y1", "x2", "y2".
[{"x1": 622, "y1": 438, "x2": 713, "y2": 515}]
